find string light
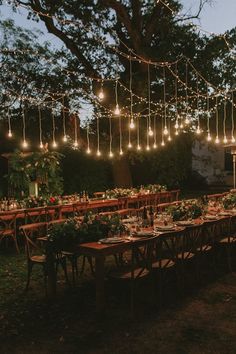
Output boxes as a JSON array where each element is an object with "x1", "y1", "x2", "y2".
[
  {"x1": 114, "y1": 80, "x2": 120, "y2": 115},
  {"x1": 163, "y1": 66, "x2": 168, "y2": 135},
  {"x1": 195, "y1": 73, "x2": 201, "y2": 135},
  {"x1": 38, "y1": 105, "x2": 43, "y2": 148},
  {"x1": 153, "y1": 114, "x2": 157, "y2": 148},
  {"x1": 161, "y1": 114, "x2": 165, "y2": 146},
  {"x1": 96, "y1": 114, "x2": 101, "y2": 156},
  {"x1": 206, "y1": 85, "x2": 212, "y2": 141},
  {"x1": 223, "y1": 100, "x2": 228, "y2": 144},
  {"x1": 22, "y1": 106, "x2": 28, "y2": 149},
  {"x1": 147, "y1": 63, "x2": 153, "y2": 136},
  {"x1": 51, "y1": 109, "x2": 57, "y2": 148},
  {"x1": 98, "y1": 81, "x2": 105, "y2": 100},
  {"x1": 62, "y1": 96, "x2": 68, "y2": 142},
  {"x1": 215, "y1": 96, "x2": 220, "y2": 144},
  {"x1": 109, "y1": 114, "x2": 113, "y2": 157},
  {"x1": 136, "y1": 114, "x2": 141, "y2": 151},
  {"x1": 86, "y1": 123, "x2": 91, "y2": 154},
  {"x1": 174, "y1": 63, "x2": 179, "y2": 133},
  {"x1": 7, "y1": 108, "x2": 12, "y2": 138},
  {"x1": 231, "y1": 92, "x2": 235, "y2": 143},
  {"x1": 73, "y1": 113, "x2": 79, "y2": 148},
  {"x1": 129, "y1": 53, "x2": 135, "y2": 131},
  {"x1": 185, "y1": 61, "x2": 190, "y2": 125}
]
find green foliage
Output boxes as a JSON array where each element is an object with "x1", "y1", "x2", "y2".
[
  {"x1": 222, "y1": 193, "x2": 236, "y2": 210},
  {"x1": 168, "y1": 199, "x2": 203, "y2": 221}
]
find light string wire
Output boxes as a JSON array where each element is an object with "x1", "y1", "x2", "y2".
[
  {"x1": 109, "y1": 113, "x2": 113, "y2": 156},
  {"x1": 74, "y1": 113, "x2": 78, "y2": 147},
  {"x1": 223, "y1": 100, "x2": 227, "y2": 143},
  {"x1": 96, "y1": 113, "x2": 101, "y2": 156},
  {"x1": 86, "y1": 122, "x2": 91, "y2": 153},
  {"x1": 52, "y1": 108, "x2": 57, "y2": 147},
  {"x1": 22, "y1": 105, "x2": 27, "y2": 148},
  {"x1": 38, "y1": 105, "x2": 43, "y2": 148},
  {"x1": 215, "y1": 96, "x2": 219, "y2": 143},
  {"x1": 232, "y1": 92, "x2": 235, "y2": 142},
  {"x1": 7, "y1": 107, "x2": 12, "y2": 137}
]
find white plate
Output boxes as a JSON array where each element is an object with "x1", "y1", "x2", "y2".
[{"x1": 99, "y1": 237, "x2": 125, "y2": 244}]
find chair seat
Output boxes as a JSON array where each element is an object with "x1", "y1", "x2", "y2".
[
  {"x1": 197, "y1": 245, "x2": 212, "y2": 252},
  {"x1": 177, "y1": 252, "x2": 195, "y2": 260},
  {"x1": 30, "y1": 255, "x2": 46, "y2": 263},
  {"x1": 219, "y1": 237, "x2": 236, "y2": 244},
  {"x1": 152, "y1": 258, "x2": 175, "y2": 269},
  {"x1": 0, "y1": 229, "x2": 14, "y2": 236},
  {"x1": 109, "y1": 267, "x2": 150, "y2": 280}
]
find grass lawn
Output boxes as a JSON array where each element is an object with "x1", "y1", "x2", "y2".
[{"x1": 0, "y1": 246, "x2": 236, "y2": 354}]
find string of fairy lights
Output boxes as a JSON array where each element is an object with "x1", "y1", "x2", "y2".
[{"x1": 0, "y1": 1, "x2": 236, "y2": 158}]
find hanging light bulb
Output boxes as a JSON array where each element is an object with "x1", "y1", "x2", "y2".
[
  {"x1": 174, "y1": 122, "x2": 179, "y2": 129},
  {"x1": 22, "y1": 139, "x2": 28, "y2": 149},
  {"x1": 8, "y1": 130, "x2": 12, "y2": 138},
  {"x1": 148, "y1": 126, "x2": 154, "y2": 136},
  {"x1": 196, "y1": 126, "x2": 201, "y2": 135},
  {"x1": 52, "y1": 140, "x2": 57, "y2": 148},
  {"x1": 180, "y1": 123, "x2": 184, "y2": 129},
  {"x1": 215, "y1": 136, "x2": 220, "y2": 144},
  {"x1": 130, "y1": 118, "x2": 135, "y2": 129},
  {"x1": 137, "y1": 144, "x2": 141, "y2": 151},
  {"x1": 185, "y1": 116, "x2": 190, "y2": 125},
  {"x1": 153, "y1": 143, "x2": 157, "y2": 149},
  {"x1": 73, "y1": 141, "x2": 79, "y2": 148},
  {"x1": 109, "y1": 151, "x2": 114, "y2": 158},
  {"x1": 119, "y1": 149, "x2": 123, "y2": 156},
  {"x1": 207, "y1": 133, "x2": 212, "y2": 142},
  {"x1": 223, "y1": 136, "x2": 228, "y2": 144},
  {"x1": 168, "y1": 135, "x2": 172, "y2": 141},
  {"x1": 175, "y1": 130, "x2": 179, "y2": 136},
  {"x1": 146, "y1": 145, "x2": 150, "y2": 151},
  {"x1": 128, "y1": 142, "x2": 132, "y2": 148},
  {"x1": 114, "y1": 104, "x2": 120, "y2": 116},
  {"x1": 86, "y1": 148, "x2": 91, "y2": 154},
  {"x1": 39, "y1": 141, "x2": 43, "y2": 149},
  {"x1": 161, "y1": 140, "x2": 165, "y2": 147},
  {"x1": 63, "y1": 135, "x2": 68, "y2": 142},
  {"x1": 163, "y1": 126, "x2": 168, "y2": 135},
  {"x1": 97, "y1": 150, "x2": 101, "y2": 156},
  {"x1": 231, "y1": 136, "x2": 235, "y2": 143},
  {"x1": 98, "y1": 88, "x2": 105, "y2": 101}
]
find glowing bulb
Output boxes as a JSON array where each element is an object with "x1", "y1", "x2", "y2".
[
  {"x1": 114, "y1": 104, "x2": 120, "y2": 116},
  {"x1": 161, "y1": 140, "x2": 165, "y2": 147},
  {"x1": 119, "y1": 149, "x2": 123, "y2": 155},
  {"x1": 175, "y1": 130, "x2": 179, "y2": 136},
  {"x1": 196, "y1": 127, "x2": 201, "y2": 135},
  {"x1": 215, "y1": 136, "x2": 220, "y2": 144},
  {"x1": 146, "y1": 145, "x2": 150, "y2": 151},
  {"x1": 98, "y1": 89, "x2": 104, "y2": 100},
  {"x1": 174, "y1": 122, "x2": 179, "y2": 129},
  {"x1": 109, "y1": 151, "x2": 114, "y2": 158},
  {"x1": 148, "y1": 127, "x2": 154, "y2": 136},
  {"x1": 97, "y1": 150, "x2": 101, "y2": 156},
  {"x1": 137, "y1": 145, "x2": 141, "y2": 151},
  {"x1": 63, "y1": 135, "x2": 68, "y2": 142},
  {"x1": 163, "y1": 126, "x2": 168, "y2": 135},
  {"x1": 128, "y1": 142, "x2": 132, "y2": 148},
  {"x1": 130, "y1": 118, "x2": 135, "y2": 129},
  {"x1": 223, "y1": 136, "x2": 228, "y2": 144},
  {"x1": 52, "y1": 140, "x2": 57, "y2": 148},
  {"x1": 207, "y1": 133, "x2": 212, "y2": 142},
  {"x1": 39, "y1": 142, "x2": 43, "y2": 149},
  {"x1": 231, "y1": 136, "x2": 236, "y2": 143},
  {"x1": 74, "y1": 141, "x2": 78, "y2": 148},
  {"x1": 185, "y1": 116, "x2": 190, "y2": 125},
  {"x1": 86, "y1": 148, "x2": 91, "y2": 154},
  {"x1": 153, "y1": 143, "x2": 157, "y2": 149},
  {"x1": 22, "y1": 140, "x2": 28, "y2": 148},
  {"x1": 180, "y1": 123, "x2": 184, "y2": 129},
  {"x1": 168, "y1": 135, "x2": 172, "y2": 141},
  {"x1": 8, "y1": 130, "x2": 12, "y2": 138}
]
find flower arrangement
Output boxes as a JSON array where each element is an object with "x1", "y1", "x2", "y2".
[
  {"x1": 24, "y1": 196, "x2": 47, "y2": 208},
  {"x1": 105, "y1": 188, "x2": 133, "y2": 199},
  {"x1": 47, "y1": 196, "x2": 61, "y2": 206},
  {"x1": 142, "y1": 184, "x2": 167, "y2": 193},
  {"x1": 168, "y1": 199, "x2": 203, "y2": 221},
  {"x1": 105, "y1": 184, "x2": 167, "y2": 199},
  {"x1": 221, "y1": 193, "x2": 236, "y2": 210}
]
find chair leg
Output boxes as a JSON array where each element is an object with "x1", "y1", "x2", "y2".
[
  {"x1": 59, "y1": 258, "x2": 69, "y2": 284},
  {"x1": 25, "y1": 262, "x2": 33, "y2": 291},
  {"x1": 80, "y1": 256, "x2": 86, "y2": 275}
]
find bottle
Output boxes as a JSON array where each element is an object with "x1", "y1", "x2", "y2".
[
  {"x1": 149, "y1": 206, "x2": 154, "y2": 227},
  {"x1": 142, "y1": 206, "x2": 148, "y2": 227}
]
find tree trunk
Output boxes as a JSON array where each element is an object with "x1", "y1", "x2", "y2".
[{"x1": 111, "y1": 158, "x2": 132, "y2": 187}]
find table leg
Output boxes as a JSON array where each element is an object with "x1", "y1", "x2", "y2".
[{"x1": 95, "y1": 255, "x2": 105, "y2": 313}]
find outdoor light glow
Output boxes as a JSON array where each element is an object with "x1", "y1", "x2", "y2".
[
  {"x1": 114, "y1": 104, "x2": 120, "y2": 116},
  {"x1": 86, "y1": 148, "x2": 91, "y2": 154},
  {"x1": 109, "y1": 151, "x2": 114, "y2": 158},
  {"x1": 52, "y1": 140, "x2": 57, "y2": 148},
  {"x1": 185, "y1": 117, "x2": 190, "y2": 125},
  {"x1": 97, "y1": 150, "x2": 101, "y2": 156},
  {"x1": 8, "y1": 130, "x2": 12, "y2": 138},
  {"x1": 180, "y1": 123, "x2": 184, "y2": 129},
  {"x1": 98, "y1": 89, "x2": 105, "y2": 100},
  {"x1": 63, "y1": 135, "x2": 68, "y2": 142},
  {"x1": 153, "y1": 143, "x2": 157, "y2": 149},
  {"x1": 175, "y1": 130, "x2": 179, "y2": 136},
  {"x1": 223, "y1": 136, "x2": 228, "y2": 144},
  {"x1": 168, "y1": 135, "x2": 172, "y2": 141},
  {"x1": 22, "y1": 140, "x2": 28, "y2": 148},
  {"x1": 74, "y1": 141, "x2": 78, "y2": 148},
  {"x1": 215, "y1": 136, "x2": 220, "y2": 144},
  {"x1": 137, "y1": 145, "x2": 141, "y2": 151},
  {"x1": 146, "y1": 145, "x2": 150, "y2": 151},
  {"x1": 174, "y1": 122, "x2": 179, "y2": 129},
  {"x1": 39, "y1": 142, "x2": 43, "y2": 149},
  {"x1": 231, "y1": 136, "x2": 236, "y2": 143},
  {"x1": 148, "y1": 127, "x2": 154, "y2": 136},
  {"x1": 196, "y1": 127, "x2": 201, "y2": 135},
  {"x1": 163, "y1": 126, "x2": 168, "y2": 135},
  {"x1": 161, "y1": 140, "x2": 165, "y2": 146},
  {"x1": 130, "y1": 118, "x2": 135, "y2": 129},
  {"x1": 207, "y1": 133, "x2": 212, "y2": 142},
  {"x1": 119, "y1": 149, "x2": 123, "y2": 155},
  {"x1": 128, "y1": 142, "x2": 132, "y2": 148}
]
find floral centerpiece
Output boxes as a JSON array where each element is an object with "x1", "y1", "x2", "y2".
[
  {"x1": 221, "y1": 193, "x2": 236, "y2": 210},
  {"x1": 24, "y1": 196, "x2": 47, "y2": 208},
  {"x1": 168, "y1": 199, "x2": 203, "y2": 221},
  {"x1": 142, "y1": 184, "x2": 167, "y2": 194},
  {"x1": 105, "y1": 184, "x2": 167, "y2": 199},
  {"x1": 105, "y1": 188, "x2": 133, "y2": 199},
  {"x1": 47, "y1": 196, "x2": 61, "y2": 206}
]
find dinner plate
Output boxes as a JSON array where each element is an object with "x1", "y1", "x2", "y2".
[
  {"x1": 176, "y1": 220, "x2": 194, "y2": 226},
  {"x1": 99, "y1": 237, "x2": 125, "y2": 244},
  {"x1": 155, "y1": 225, "x2": 175, "y2": 231}
]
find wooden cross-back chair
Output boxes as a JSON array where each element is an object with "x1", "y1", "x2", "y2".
[
  {"x1": 0, "y1": 212, "x2": 19, "y2": 253},
  {"x1": 24, "y1": 207, "x2": 46, "y2": 224},
  {"x1": 20, "y1": 222, "x2": 68, "y2": 293}
]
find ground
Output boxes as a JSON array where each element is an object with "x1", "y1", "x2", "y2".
[{"x1": 0, "y1": 249, "x2": 236, "y2": 354}]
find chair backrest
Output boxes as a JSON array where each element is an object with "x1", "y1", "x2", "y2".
[
  {"x1": 130, "y1": 237, "x2": 155, "y2": 279},
  {"x1": 24, "y1": 207, "x2": 46, "y2": 224},
  {"x1": 45, "y1": 205, "x2": 62, "y2": 222},
  {"x1": 0, "y1": 212, "x2": 17, "y2": 235},
  {"x1": 181, "y1": 224, "x2": 203, "y2": 259},
  {"x1": 20, "y1": 222, "x2": 48, "y2": 259},
  {"x1": 154, "y1": 230, "x2": 185, "y2": 267}
]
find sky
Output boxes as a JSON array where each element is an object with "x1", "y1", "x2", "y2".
[{"x1": 0, "y1": 0, "x2": 236, "y2": 45}]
